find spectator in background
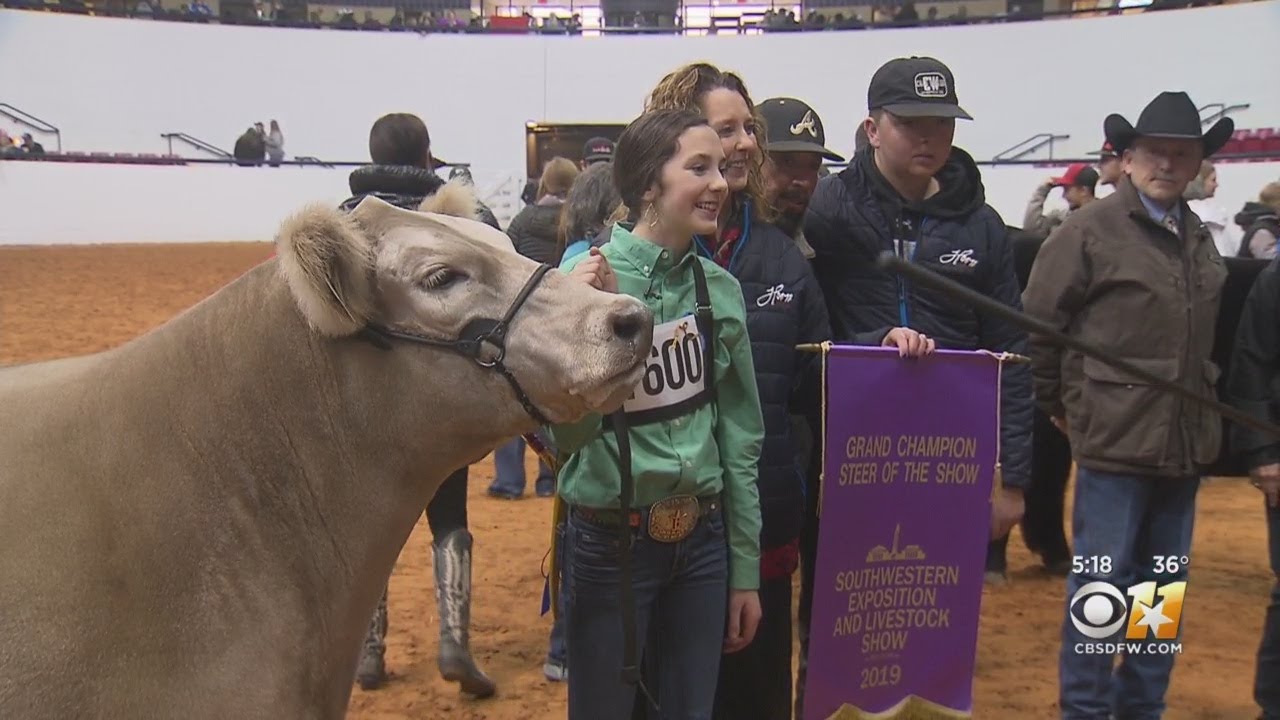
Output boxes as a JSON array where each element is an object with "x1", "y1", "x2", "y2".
[
  {"x1": 340, "y1": 112, "x2": 499, "y2": 698},
  {"x1": 1184, "y1": 159, "x2": 1233, "y2": 255},
  {"x1": 1022, "y1": 163, "x2": 1099, "y2": 238},
  {"x1": 486, "y1": 156, "x2": 579, "y2": 503},
  {"x1": 505, "y1": 156, "x2": 579, "y2": 265},
  {"x1": 557, "y1": 161, "x2": 621, "y2": 262},
  {"x1": 265, "y1": 120, "x2": 285, "y2": 167},
  {"x1": 233, "y1": 125, "x2": 264, "y2": 167},
  {"x1": 1226, "y1": 250, "x2": 1280, "y2": 720},
  {"x1": 580, "y1": 136, "x2": 615, "y2": 169},
  {"x1": 19, "y1": 133, "x2": 44, "y2": 155},
  {"x1": 1238, "y1": 182, "x2": 1280, "y2": 260},
  {"x1": 0, "y1": 130, "x2": 21, "y2": 157},
  {"x1": 1096, "y1": 140, "x2": 1123, "y2": 187},
  {"x1": 541, "y1": 159, "x2": 622, "y2": 685}
]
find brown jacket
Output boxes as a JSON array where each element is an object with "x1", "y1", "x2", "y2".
[{"x1": 1023, "y1": 176, "x2": 1227, "y2": 477}]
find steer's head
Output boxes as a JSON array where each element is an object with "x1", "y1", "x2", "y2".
[{"x1": 274, "y1": 181, "x2": 652, "y2": 429}]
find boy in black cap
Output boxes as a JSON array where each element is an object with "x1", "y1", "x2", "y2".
[{"x1": 803, "y1": 56, "x2": 1031, "y2": 589}]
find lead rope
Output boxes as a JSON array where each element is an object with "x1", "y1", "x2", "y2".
[{"x1": 610, "y1": 407, "x2": 661, "y2": 712}]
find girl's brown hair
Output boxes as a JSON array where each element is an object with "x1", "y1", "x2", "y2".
[
  {"x1": 612, "y1": 108, "x2": 711, "y2": 225},
  {"x1": 644, "y1": 62, "x2": 773, "y2": 222}
]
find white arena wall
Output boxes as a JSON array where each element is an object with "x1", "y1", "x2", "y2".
[
  {"x1": 4, "y1": 160, "x2": 1278, "y2": 246},
  {"x1": 1, "y1": 2, "x2": 1277, "y2": 245}
]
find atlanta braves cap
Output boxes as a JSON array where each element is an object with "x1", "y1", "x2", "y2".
[
  {"x1": 868, "y1": 56, "x2": 973, "y2": 120},
  {"x1": 758, "y1": 97, "x2": 845, "y2": 162}
]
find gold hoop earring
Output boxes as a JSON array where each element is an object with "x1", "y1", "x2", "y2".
[{"x1": 644, "y1": 205, "x2": 660, "y2": 229}]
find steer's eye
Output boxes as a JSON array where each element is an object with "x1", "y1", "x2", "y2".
[{"x1": 418, "y1": 268, "x2": 465, "y2": 290}]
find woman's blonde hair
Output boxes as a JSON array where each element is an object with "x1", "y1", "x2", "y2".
[
  {"x1": 537, "y1": 157, "x2": 580, "y2": 201},
  {"x1": 1261, "y1": 181, "x2": 1280, "y2": 213},
  {"x1": 1183, "y1": 160, "x2": 1216, "y2": 201},
  {"x1": 643, "y1": 62, "x2": 774, "y2": 223}
]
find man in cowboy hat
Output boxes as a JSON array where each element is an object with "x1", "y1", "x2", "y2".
[{"x1": 1023, "y1": 90, "x2": 1233, "y2": 720}]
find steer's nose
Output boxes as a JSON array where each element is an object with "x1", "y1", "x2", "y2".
[{"x1": 610, "y1": 302, "x2": 653, "y2": 346}]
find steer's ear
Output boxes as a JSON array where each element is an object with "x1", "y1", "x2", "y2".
[{"x1": 276, "y1": 202, "x2": 376, "y2": 336}]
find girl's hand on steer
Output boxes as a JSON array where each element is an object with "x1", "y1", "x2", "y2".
[{"x1": 567, "y1": 247, "x2": 618, "y2": 293}]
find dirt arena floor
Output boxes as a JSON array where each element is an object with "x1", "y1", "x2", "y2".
[{"x1": 1, "y1": 242, "x2": 1273, "y2": 719}]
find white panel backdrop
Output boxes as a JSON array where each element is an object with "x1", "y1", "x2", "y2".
[{"x1": 0, "y1": 2, "x2": 1277, "y2": 244}]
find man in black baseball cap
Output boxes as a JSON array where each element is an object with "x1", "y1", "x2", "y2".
[
  {"x1": 803, "y1": 54, "x2": 1031, "y2": 611},
  {"x1": 866, "y1": 55, "x2": 973, "y2": 120},
  {"x1": 757, "y1": 97, "x2": 844, "y2": 256},
  {"x1": 580, "y1": 136, "x2": 614, "y2": 168}
]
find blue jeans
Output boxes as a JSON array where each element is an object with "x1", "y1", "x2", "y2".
[
  {"x1": 490, "y1": 435, "x2": 555, "y2": 496},
  {"x1": 566, "y1": 507, "x2": 729, "y2": 720},
  {"x1": 547, "y1": 520, "x2": 570, "y2": 667},
  {"x1": 1257, "y1": 497, "x2": 1280, "y2": 719},
  {"x1": 1059, "y1": 468, "x2": 1200, "y2": 720}
]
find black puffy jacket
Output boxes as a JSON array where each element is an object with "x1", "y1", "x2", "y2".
[
  {"x1": 339, "y1": 165, "x2": 501, "y2": 230},
  {"x1": 506, "y1": 202, "x2": 563, "y2": 264},
  {"x1": 692, "y1": 206, "x2": 833, "y2": 553},
  {"x1": 803, "y1": 146, "x2": 1032, "y2": 490}
]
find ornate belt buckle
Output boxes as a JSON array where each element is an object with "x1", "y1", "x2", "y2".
[{"x1": 647, "y1": 495, "x2": 700, "y2": 543}]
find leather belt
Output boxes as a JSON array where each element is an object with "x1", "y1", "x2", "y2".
[{"x1": 571, "y1": 494, "x2": 720, "y2": 543}]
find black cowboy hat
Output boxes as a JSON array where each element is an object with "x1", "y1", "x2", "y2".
[{"x1": 1104, "y1": 91, "x2": 1234, "y2": 157}]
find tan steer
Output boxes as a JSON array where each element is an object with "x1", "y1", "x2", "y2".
[{"x1": 0, "y1": 183, "x2": 652, "y2": 719}]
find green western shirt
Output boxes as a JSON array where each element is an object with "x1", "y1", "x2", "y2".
[{"x1": 550, "y1": 224, "x2": 765, "y2": 591}]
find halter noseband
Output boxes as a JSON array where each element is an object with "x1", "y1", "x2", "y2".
[{"x1": 358, "y1": 262, "x2": 555, "y2": 427}]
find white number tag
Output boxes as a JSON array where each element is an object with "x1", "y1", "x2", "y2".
[{"x1": 622, "y1": 314, "x2": 707, "y2": 414}]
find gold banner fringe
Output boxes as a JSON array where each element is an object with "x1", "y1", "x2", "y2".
[
  {"x1": 795, "y1": 343, "x2": 1030, "y2": 365},
  {"x1": 824, "y1": 696, "x2": 972, "y2": 720}
]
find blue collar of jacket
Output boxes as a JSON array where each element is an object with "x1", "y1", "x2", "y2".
[{"x1": 692, "y1": 198, "x2": 754, "y2": 271}]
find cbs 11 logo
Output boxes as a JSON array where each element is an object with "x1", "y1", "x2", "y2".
[{"x1": 1069, "y1": 581, "x2": 1187, "y2": 640}]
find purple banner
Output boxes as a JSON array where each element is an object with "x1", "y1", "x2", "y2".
[{"x1": 803, "y1": 345, "x2": 1002, "y2": 720}]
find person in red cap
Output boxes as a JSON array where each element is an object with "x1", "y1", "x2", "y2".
[
  {"x1": 1096, "y1": 141, "x2": 1122, "y2": 187},
  {"x1": 1022, "y1": 163, "x2": 1099, "y2": 238}
]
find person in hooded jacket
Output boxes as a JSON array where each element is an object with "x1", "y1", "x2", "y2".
[
  {"x1": 803, "y1": 56, "x2": 1032, "y2": 584},
  {"x1": 1237, "y1": 183, "x2": 1280, "y2": 260},
  {"x1": 339, "y1": 112, "x2": 499, "y2": 698},
  {"x1": 505, "y1": 156, "x2": 580, "y2": 266}
]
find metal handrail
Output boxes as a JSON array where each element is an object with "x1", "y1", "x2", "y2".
[
  {"x1": 0, "y1": 103, "x2": 62, "y2": 152},
  {"x1": 991, "y1": 133, "x2": 1070, "y2": 162},
  {"x1": 160, "y1": 132, "x2": 232, "y2": 158},
  {"x1": 1199, "y1": 102, "x2": 1251, "y2": 128}
]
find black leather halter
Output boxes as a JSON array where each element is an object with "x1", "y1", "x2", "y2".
[{"x1": 358, "y1": 263, "x2": 555, "y2": 427}]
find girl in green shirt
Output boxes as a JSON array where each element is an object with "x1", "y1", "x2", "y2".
[{"x1": 551, "y1": 108, "x2": 765, "y2": 719}]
